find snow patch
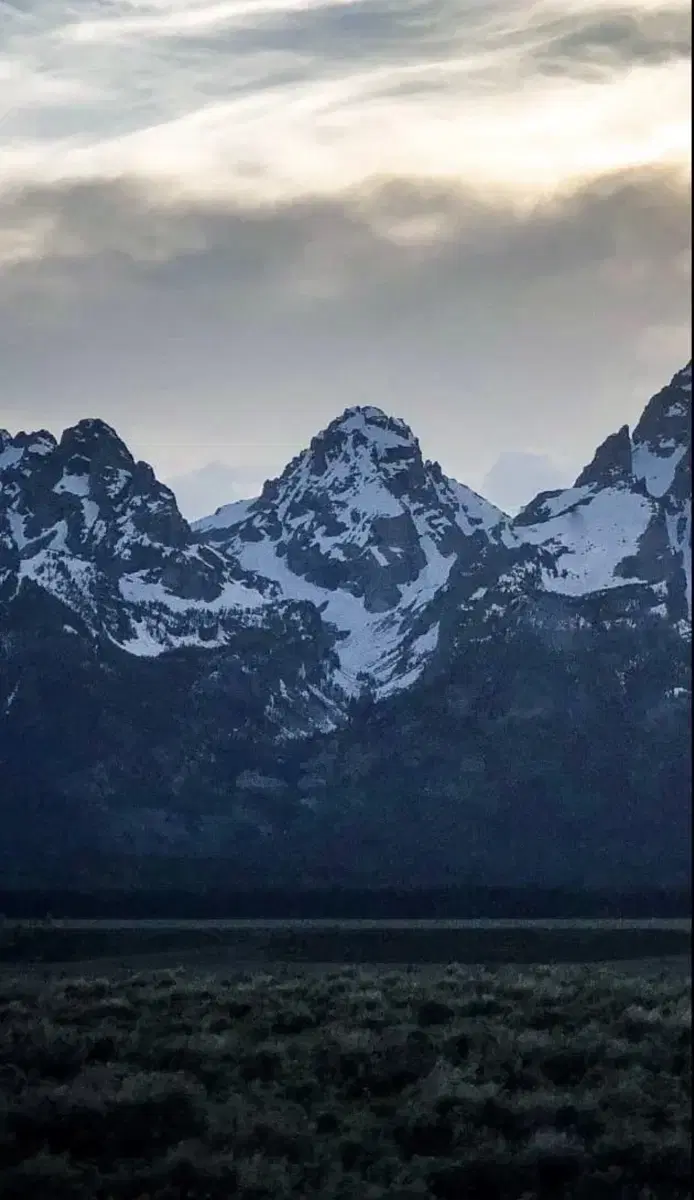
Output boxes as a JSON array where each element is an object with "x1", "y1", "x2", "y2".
[
  {"x1": 118, "y1": 573, "x2": 267, "y2": 615},
  {"x1": 54, "y1": 473, "x2": 90, "y2": 497},
  {"x1": 337, "y1": 408, "x2": 413, "y2": 450},
  {"x1": 231, "y1": 527, "x2": 454, "y2": 697},
  {"x1": 632, "y1": 441, "x2": 687, "y2": 499},
  {"x1": 7, "y1": 511, "x2": 28, "y2": 549},
  {"x1": 517, "y1": 487, "x2": 655, "y2": 597},
  {"x1": 82, "y1": 499, "x2": 101, "y2": 530},
  {"x1": 193, "y1": 498, "x2": 255, "y2": 533},
  {"x1": 0, "y1": 445, "x2": 23, "y2": 472}
]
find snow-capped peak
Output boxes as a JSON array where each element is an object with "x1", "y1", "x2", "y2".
[
  {"x1": 509, "y1": 363, "x2": 691, "y2": 620},
  {"x1": 261, "y1": 403, "x2": 423, "y2": 507},
  {"x1": 3, "y1": 363, "x2": 690, "y2": 722},
  {"x1": 195, "y1": 404, "x2": 509, "y2": 697},
  {"x1": 0, "y1": 418, "x2": 292, "y2": 661},
  {"x1": 324, "y1": 404, "x2": 414, "y2": 448}
]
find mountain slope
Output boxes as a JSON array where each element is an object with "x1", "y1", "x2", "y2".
[
  {"x1": 195, "y1": 405, "x2": 510, "y2": 696},
  {"x1": 194, "y1": 365, "x2": 691, "y2": 695},
  {"x1": 0, "y1": 419, "x2": 281, "y2": 654},
  {"x1": 290, "y1": 615, "x2": 691, "y2": 889},
  {"x1": 0, "y1": 363, "x2": 690, "y2": 889},
  {"x1": 484, "y1": 361, "x2": 692, "y2": 629},
  {"x1": 0, "y1": 419, "x2": 348, "y2": 742}
]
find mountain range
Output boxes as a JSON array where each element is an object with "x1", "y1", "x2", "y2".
[{"x1": 0, "y1": 362, "x2": 691, "y2": 889}]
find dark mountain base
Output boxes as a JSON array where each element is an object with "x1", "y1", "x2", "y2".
[
  {"x1": 0, "y1": 886, "x2": 690, "y2": 921},
  {"x1": 1, "y1": 619, "x2": 690, "y2": 892}
]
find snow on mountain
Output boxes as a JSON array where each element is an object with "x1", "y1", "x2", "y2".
[
  {"x1": 2, "y1": 362, "x2": 690, "y2": 725},
  {"x1": 1, "y1": 368, "x2": 690, "y2": 889},
  {"x1": 195, "y1": 369, "x2": 691, "y2": 692},
  {"x1": 634, "y1": 363, "x2": 692, "y2": 620},
  {"x1": 514, "y1": 485, "x2": 656, "y2": 597},
  {"x1": 194, "y1": 405, "x2": 510, "y2": 696},
  {"x1": 0, "y1": 421, "x2": 353, "y2": 739},
  {"x1": 632, "y1": 362, "x2": 691, "y2": 499},
  {"x1": 0, "y1": 419, "x2": 292, "y2": 655},
  {"x1": 509, "y1": 364, "x2": 691, "y2": 622}
]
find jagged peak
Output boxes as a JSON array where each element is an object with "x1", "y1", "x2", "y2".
[
  {"x1": 630, "y1": 362, "x2": 691, "y2": 501},
  {"x1": 633, "y1": 361, "x2": 691, "y2": 448},
  {"x1": 574, "y1": 424, "x2": 633, "y2": 490},
  {"x1": 58, "y1": 418, "x2": 133, "y2": 460},
  {"x1": 256, "y1": 404, "x2": 422, "y2": 505},
  {"x1": 340, "y1": 404, "x2": 389, "y2": 423},
  {"x1": 311, "y1": 404, "x2": 418, "y2": 459},
  {"x1": 332, "y1": 404, "x2": 412, "y2": 434},
  {"x1": 1, "y1": 427, "x2": 55, "y2": 446},
  {"x1": 72, "y1": 417, "x2": 120, "y2": 437},
  {"x1": 0, "y1": 428, "x2": 57, "y2": 469}
]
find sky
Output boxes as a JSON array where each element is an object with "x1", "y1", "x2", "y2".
[{"x1": 0, "y1": 0, "x2": 690, "y2": 519}]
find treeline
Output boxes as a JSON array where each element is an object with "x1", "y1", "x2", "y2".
[{"x1": 0, "y1": 886, "x2": 689, "y2": 921}]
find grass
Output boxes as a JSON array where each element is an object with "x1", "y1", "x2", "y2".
[{"x1": 0, "y1": 960, "x2": 690, "y2": 1198}]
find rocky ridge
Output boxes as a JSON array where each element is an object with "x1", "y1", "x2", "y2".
[{"x1": 0, "y1": 363, "x2": 690, "y2": 888}]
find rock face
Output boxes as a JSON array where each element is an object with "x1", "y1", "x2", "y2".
[
  {"x1": 195, "y1": 405, "x2": 510, "y2": 697},
  {"x1": 506, "y1": 362, "x2": 692, "y2": 630},
  {"x1": 0, "y1": 418, "x2": 291, "y2": 654},
  {"x1": 0, "y1": 364, "x2": 690, "y2": 889}
]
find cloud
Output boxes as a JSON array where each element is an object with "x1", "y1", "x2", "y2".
[
  {"x1": 0, "y1": 0, "x2": 689, "y2": 205},
  {"x1": 528, "y1": 5, "x2": 691, "y2": 77},
  {"x1": 0, "y1": 1, "x2": 689, "y2": 496},
  {"x1": 0, "y1": 162, "x2": 688, "y2": 489},
  {"x1": 0, "y1": 160, "x2": 688, "y2": 281},
  {"x1": 167, "y1": 462, "x2": 265, "y2": 520}
]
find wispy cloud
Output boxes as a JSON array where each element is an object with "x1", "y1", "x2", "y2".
[
  {"x1": 0, "y1": 1, "x2": 690, "y2": 511},
  {"x1": 1, "y1": 0, "x2": 690, "y2": 207}
]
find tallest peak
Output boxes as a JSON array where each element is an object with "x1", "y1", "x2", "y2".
[
  {"x1": 257, "y1": 401, "x2": 422, "y2": 505},
  {"x1": 339, "y1": 404, "x2": 394, "y2": 424},
  {"x1": 322, "y1": 404, "x2": 417, "y2": 450},
  {"x1": 303, "y1": 404, "x2": 420, "y2": 476}
]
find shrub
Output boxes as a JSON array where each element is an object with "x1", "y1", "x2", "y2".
[{"x1": 0, "y1": 959, "x2": 689, "y2": 1199}]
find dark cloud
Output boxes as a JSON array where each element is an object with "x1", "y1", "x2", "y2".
[
  {"x1": 199, "y1": 0, "x2": 691, "y2": 81},
  {"x1": 197, "y1": 0, "x2": 461, "y2": 68},
  {"x1": 530, "y1": 7, "x2": 691, "y2": 78},
  {"x1": 0, "y1": 164, "x2": 689, "y2": 493},
  {"x1": 1, "y1": 163, "x2": 688, "y2": 296}
]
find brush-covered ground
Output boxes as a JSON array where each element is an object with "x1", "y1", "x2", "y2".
[{"x1": 0, "y1": 962, "x2": 690, "y2": 1199}]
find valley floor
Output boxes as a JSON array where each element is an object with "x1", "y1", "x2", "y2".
[
  {"x1": 0, "y1": 960, "x2": 686, "y2": 1195},
  {"x1": 0, "y1": 957, "x2": 690, "y2": 1199}
]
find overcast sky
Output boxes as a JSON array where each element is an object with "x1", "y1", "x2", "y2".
[{"x1": 0, "y1": 0, "x2": 690, "y2": 518}]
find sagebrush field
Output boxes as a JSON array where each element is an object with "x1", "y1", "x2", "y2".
[{"x1": 0, "y1": 962, "x2": 690, "y2": 1199}]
